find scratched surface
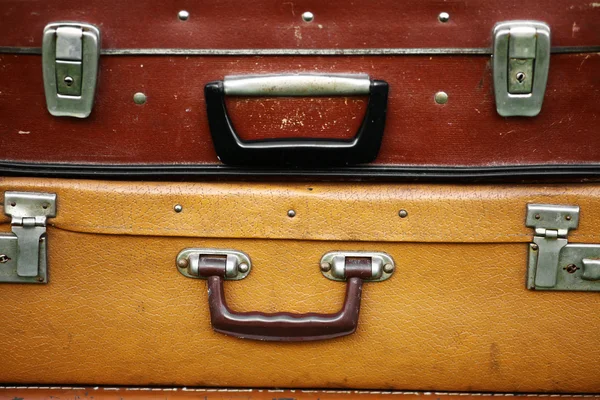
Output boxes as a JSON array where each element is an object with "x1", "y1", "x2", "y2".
[
  {"x1": 0, "y1": 388, "x2": 598, "y2": 400},
  {"x1": 0, "y1": 179, "x2": 599, "y2": 390},
  {"x1": 0, "y1": 0, "x2": 599, "y2": 48},
  {"x1": 0, "y1": 53, "x2": 598, "y2": 166}
]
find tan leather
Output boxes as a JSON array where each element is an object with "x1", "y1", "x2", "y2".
[
  {"x1": 0, "y1": 388, "x2": 597, "y2": 400},
  {"x1": 0, "y1": 178, "x2": 599, "y2": 392},
  {"x1": 2, "y1": 178, "x2": 600, "y2": 243}
]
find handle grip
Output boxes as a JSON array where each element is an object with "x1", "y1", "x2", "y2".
[
  {"x1": 204, "y1": 74, "x2": 389, "y2": 167},
  {"x1": 207, "y1": 275, "x2": 363, "y2": 341}
]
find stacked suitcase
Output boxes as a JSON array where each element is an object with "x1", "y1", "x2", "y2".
[{"x1": 0, "y1": 0, "x2": 598, "y2": 393}]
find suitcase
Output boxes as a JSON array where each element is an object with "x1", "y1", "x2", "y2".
[
  {"x1": 0, "y1": 178, "x2": 599, "y2": 391},
  {"x1": 0, "y1": 1, "x2": 599, "y2": 178}
]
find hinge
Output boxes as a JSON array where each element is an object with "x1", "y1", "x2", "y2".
[
  {"x1": 526, "y1": 204, "x2": 600, "y2": 291},
  {"x1": 0, "y1": 192, "x2": 56, "y2": 283}
]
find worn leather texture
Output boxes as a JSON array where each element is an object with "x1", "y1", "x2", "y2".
[
  {"x1": 1, "y1": 388, "x2": 598, "y2": 400},
  {"x1": 0, "y1": 178, "x2": 599, "y2": 391}
]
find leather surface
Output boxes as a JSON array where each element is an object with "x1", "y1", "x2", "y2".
[
  {"x1": 1, "y1": 0, "x2": 598, "y2": 48},
  {"x1": 1, "y1": 388, "x2": 598, "y2": 400},
  {"x1": 0, "y1": 53, "x2": 598, "y2": 167},
  {"x1": 0, "y1": 178, "x2": 599, "y2": 391}
]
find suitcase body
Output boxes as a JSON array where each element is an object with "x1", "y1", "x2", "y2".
[
  {"x1": 0, "y1": 178, "x2": 599, "y2": 391},
  {"x1": 0, "y1": 0, "x2": 598, "y2": 178}
]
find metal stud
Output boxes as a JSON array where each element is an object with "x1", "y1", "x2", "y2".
[
  {"x1": 133, "y1": 92, "x2": 147, "y2": 105},
  {"x1": 438, "y1": 12, "x2": 450, "y2": 23},
  {"x1": 287, "y1": 209, "x2": 296, "y2": 218},
  {"x1": 320, "y1": 261, "x2": 332, "y2": 272},
  {"x1": 0, "y1": 254, "x2": 10, "y2": 263},
  {"x1": 302, "y1": 11, "x2": 314, "y2": 22},
  {"x1": 398, "y1": 209, "x2": 408, "y2": 218},
  {"x1": 531, "y1": 243, "x2": 539, "y2": 251},
  {"x1": 178, "y1": 10, "x2": 190, "y2": 21},
  {"x1": 434, "y1": 91, "x2": 448, "y2": 104},
  {"x1": 238, "y1": 263, "x2": 249, "y2": 273},
  {"x1": 383, "y1": 263, "x2": 395, "y2": 274},
  {"x1": 174, "y1": 204, "x2": 183, "y2": 213},
  {"x1": 177, "y1": 258, "x2": 189, "y2": 268}
]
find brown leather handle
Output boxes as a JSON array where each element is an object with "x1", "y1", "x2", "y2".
[
  {"x1": 197, "y1": 257, "x2": 370, "y2": 342},
  {"x1": 206, "y1": 275, "x2": 363, "y2": 342}
]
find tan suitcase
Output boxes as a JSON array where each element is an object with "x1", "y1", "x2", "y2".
[{"x1": 0, "y1": 178, "x2": 599, "y2": 391}]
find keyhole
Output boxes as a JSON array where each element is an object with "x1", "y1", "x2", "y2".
[
  {"x1": 64, "y1": 76, "x2": 74, "y2": 86},
  {"x1": 515, "y1": 72, "x2": 525, "y2": 83}
]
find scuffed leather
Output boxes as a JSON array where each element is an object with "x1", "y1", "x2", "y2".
[
  {"x1": 0, "y1": 178, "x2": 598, "y2": 392},
  {"x1": 2, "y1": 178, "x2": 600, "y2": 242}
]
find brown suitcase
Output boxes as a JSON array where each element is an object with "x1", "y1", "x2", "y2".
[
  {"x1": 0, "y1": 0, "x2": 598, "y2": 178},
  {"x1": 0, "y1": 178, "x2": 599, "y2": 391}
]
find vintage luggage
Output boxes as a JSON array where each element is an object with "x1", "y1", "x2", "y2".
[
  {"x1": 0, "y1": 1, "x2": 599, "y2": 178},
  {"x1": 0, "y1": 178, "x2": 599, "y2": 391}
]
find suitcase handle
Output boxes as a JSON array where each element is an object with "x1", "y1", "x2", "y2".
[
  {"x1": 206, "y1": 275, "x2": 364, "y2": 341},
  {"x1": 204, "y1": 74, "x2": 389, "y2": 167}
]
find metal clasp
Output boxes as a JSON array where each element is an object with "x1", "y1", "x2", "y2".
[
  {"x1": 0, "y1": 192, "x2": 56, "y2": 284},
  {"x1": 176, "y1": 249, "x2": 252, "y2": 280},
  {"x1": 42, "y1": 22, "x2": 100, "y2": 118},
  {"x1": 493, "y1": 21, "x2": 550, "y2": 117},
  {"x1": 320, "y1": 251, "x2": 394, "y2": 282},
  {"x1": 526, "y1": 204, "x2": 600, "y2": 292}
]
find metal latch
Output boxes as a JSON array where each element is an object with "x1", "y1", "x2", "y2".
[
  {"x1": 42, "y1": 22, "x2": 100, "y2": 118},
  {"x1": 526, "y1": 204, "x2": 600, "y2": 291},
  {"x1": 0, "y1": 192, "x2": 56, "y2": 284},
  {"x1": 493, "y1": 21, "x2": 550, "y2": 117}
]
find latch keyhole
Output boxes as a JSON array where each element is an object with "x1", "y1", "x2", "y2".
[
  {"x1": 515, "y1": 72, "x2": 526, "y2": 83},
  {"x1": 64, "y1": 76, "x2": 74, "y2": 87}
]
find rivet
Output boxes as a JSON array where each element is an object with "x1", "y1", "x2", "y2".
[
  {"x1": 438, "y1": 12, "x2": 450, "y2": 23},
  {"x1": 178, "y1": 10, "x2": 190, "y2": 21},
  {"x1": 320, "y1": 261, "x2": 332, "y2": 272},
  {"x1": 565, "y1": 264, "x2": 579, "y2": 274},
  {"x1": 64, "y1": 76, "x2": 74, "y2": 86},
  {"x1": 238, "y1": 263, "x2": 249, "y2": 273},
  {"x1": 37, "y1": 276, "x2": 44, "y2": 282},
  {"x1": 133, "y1": 92, "x2": 147, "y2": 105},
  {"x1": 434, "y1": 91, "x2": 448, "y2": 104},
  {"x1": 9, "y1": 202, "x2": 16, "y2": 207},
  {"x1": 383, "y1": 263, "x2": 395, "y2": 274},
  {"x1": 398, "y1": 209, "x2": 408, "y2": 218},
  {"x1": 534, "y1": 213, "x2": 541, "y2": 220},
  {"x1": 287, "y1": 209, "x2": 296, "y2": 218},
  {"x1": 177, "y1": 258, "x2": 189, "y2": 268},
  {"x1": 565, "y1": 215, "x2": 572, "y2": 221},
  {"x1": 174, "y1": 204, "x2": 183, "y2": 213},
  {"x1": 0, "y1": 254, "x2": 10, "y2": 263},
  {"x1": 302, "y1": 11, "x2": 314, "y2": 22},
  {"x1": 530, "y1": 243, "x2": 539, "y2": 251}
]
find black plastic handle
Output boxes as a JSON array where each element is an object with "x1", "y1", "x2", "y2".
[{"x1": 204, "y1": 79, "x2": 389, "y2": 167}]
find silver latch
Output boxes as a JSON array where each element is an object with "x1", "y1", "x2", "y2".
[
  {"x1": 0, "y1": 192, "x2": 56, "y2": 283},
  {"x1": 42, "y1": 22, "x2": 100, "y2": 118},
  {"x1": 493, "y1": 21, "x2": 550, "y2": 117},
  {"x1": 526, "y1": 204, "x2": 600, "y2": 291}
]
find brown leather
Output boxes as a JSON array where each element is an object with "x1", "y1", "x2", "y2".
[
  {"x1": 0, "y1": 178, "x2": 599, "y2": 391},
  {"x1": 2, "y1": 388, "x2": 598, "y2": 400},
  {"x1": 0, "y1": 53, "x2": 598, "y2": 167},
  {"x1": 0, "y1": 388, "x2": 598, "y2": 400},
  {"x1": 1, "y1": 0, "x2": 598, "y2": 48}
]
